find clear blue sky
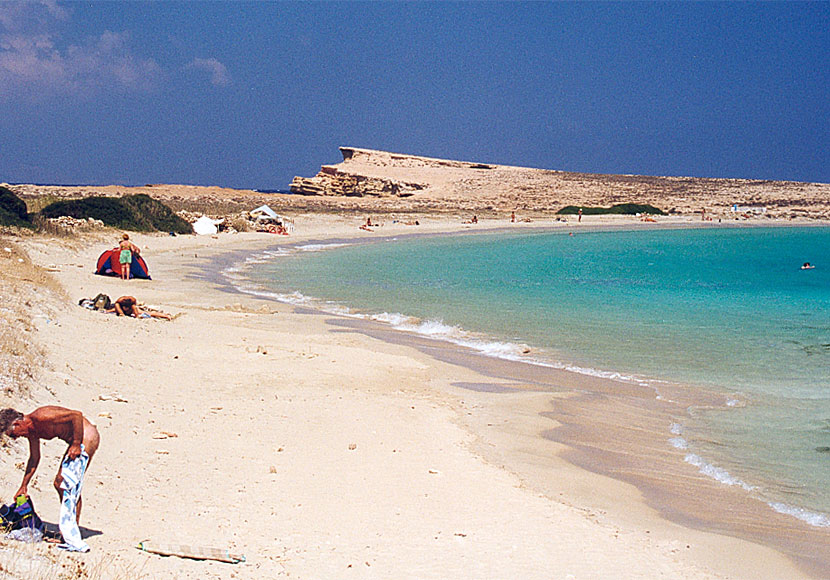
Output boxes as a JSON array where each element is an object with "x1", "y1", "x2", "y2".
[{"x1": 1, "y1": 1, "x2": 828, "y2": 188}]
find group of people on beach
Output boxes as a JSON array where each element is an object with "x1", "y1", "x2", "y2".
[
  {"x1": 111, "y1": 234, "x2": 172, "y2": 318},
  {"x1": 0, "y1": 231, "x2": 176, "y2": 549}
]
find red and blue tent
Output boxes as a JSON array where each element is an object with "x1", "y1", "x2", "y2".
[{"x1": 95, "y1": 248, "x2": 151, "y2": 280}]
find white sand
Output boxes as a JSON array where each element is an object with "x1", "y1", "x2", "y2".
[{"x1": 1, "y1": 215, "x2": 811, "y2": 579}]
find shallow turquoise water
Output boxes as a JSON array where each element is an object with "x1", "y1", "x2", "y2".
[{"x1": 229, "y1": 226, "x2": 830, "y2": 524}]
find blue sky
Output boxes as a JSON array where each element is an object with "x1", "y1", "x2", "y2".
[{"x1": 0, "y1": 1, "x2": 828, "y2": 188}]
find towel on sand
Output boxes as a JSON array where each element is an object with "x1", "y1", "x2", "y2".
[{"x1": 57, "y1": 445, "x2": 90, "y2": 552}]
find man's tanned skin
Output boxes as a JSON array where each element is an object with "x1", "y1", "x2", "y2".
[{"x1": 1, "y1": 406, "x2": 100, "y2": 523}]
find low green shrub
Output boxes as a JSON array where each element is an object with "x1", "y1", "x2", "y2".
[
  {"x1": 39, "y1": 194, "x2": 192, "y2": 233},
  {"x1": 0, "y1": 186, "x2": 34, "y2": 228},
  {"x1": 41, "y1": 196, "x2": 135, "y2": 227},
  {"x1": 122, "y1": 194, "x2": 192, "y2": 234},
  {"x1": 557, "y1": 203, "x2": 666, "y2": 216}
]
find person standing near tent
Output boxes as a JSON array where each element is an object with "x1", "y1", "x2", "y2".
[{"x1": 118, "y1": 234, "x2": 140, "y2": 281}]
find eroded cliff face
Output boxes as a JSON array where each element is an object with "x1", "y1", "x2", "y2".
[
  {"x1": 290, "y1": 166, "x2": 424, "y2": 197},
  {"x1": 289, "y1": 147, "x2": 499, "y2": 197},
  {"x1": 288, "y1": 147, "x2": 830, "y2": 219},
  {"x1": 290, "y1": 148, "x2": 437, "y2": 197}
]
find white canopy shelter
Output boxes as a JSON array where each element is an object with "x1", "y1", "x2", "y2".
[{"x1": 192, "y1": 215, "x2": 224, "y2": 235}]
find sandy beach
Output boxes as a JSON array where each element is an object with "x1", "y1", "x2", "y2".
[
  {"x1": 1, "y1": 212, "x2": 826, "y2": 579},
  {"x1": 3, "y1": 0, "x2": 829, "y2": 573}
]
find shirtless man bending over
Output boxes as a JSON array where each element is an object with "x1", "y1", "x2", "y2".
[{"x1": 0, "y1": 406, "x2": 100, "y2": 523}]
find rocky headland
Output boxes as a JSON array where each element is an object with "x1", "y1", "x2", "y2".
[
  {"x1": 6, "y1": 146, "x2": 830, "y2": 220},
  {"x1": 290, "y1": 147, "x2": 830, "y2": 219}
]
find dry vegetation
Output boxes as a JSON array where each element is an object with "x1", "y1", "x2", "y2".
[
  {"x1": 0, "y1": 537, "x2": 148, "y2": 579},
  {"x1": 0, "y1": 239, "x2": 65, "y2": 404}
]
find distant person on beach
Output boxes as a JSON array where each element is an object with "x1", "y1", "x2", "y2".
[
  {"x1": 118, "y1": 234, "x2": 140, "y2": 281},
  {"x1": 106, "y1": 296, "x2": 173, "y2": 320},
  {"x1": 801, "y1": 262, "x2": 815, "y2": 270},
  {"x1": 0, "y1": 406, "x2": 100, "y2": 525},
  {"x1": 510, "y1": 211, "x2": 516, "y2": 223},
  {"x1": 578, "y1": 208, "x2": 582, "y2": 222}
]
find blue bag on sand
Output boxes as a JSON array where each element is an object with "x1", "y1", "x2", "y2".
[{"x1": 0, "y1": 495, "x2": 44, "y2": 531}]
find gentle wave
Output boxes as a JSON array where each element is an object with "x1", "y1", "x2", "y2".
[
  {"x1": 219, "y1": 246, "x2": 707, "y2": 388},
  {"x1": 667, "y1": 424, "x2": 830, "y2": 529},
  {"x1": 684, "y1": 453, "x2": 755, "y2": 491},
  {"x1": 222, "y1": 257, "x2": 642, "y2": 381},
  {"x1": 668, "y1": 422, "x2": 690, "y2": 450},
  {"x1": 297, "y1": 243, "x2": 351, "y2": 252},
  {"x1": 371, "y1": 312, "x2": 532, "y2": 361},
  {"x1": 769, "y1": 502, "x2": 830, "y2": 528},
  {"x1": 220, "y1": 251, "x2": 720, "y2": 396},
  {"x1": 671, "y1": 423, "x2": 754, "y2": 490}
]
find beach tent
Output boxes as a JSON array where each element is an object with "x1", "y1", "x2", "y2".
[
  {"x1": 249, "y1": 205, "x2": 279, "y2": 221},
  {"x1": 193, "y1": 215, "x2": 223, "y2": 235},
  {"x1": 94, "y1": 248, "x2": 151, "y2": 280},
  {"x1": 248, "y1": 204, "x2": 294, "y2": 233}
]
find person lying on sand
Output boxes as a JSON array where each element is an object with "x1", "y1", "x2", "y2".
[
  {"x1": 0, "y1": 406, "x2": 100, "y2": 526},
  {"x1": 106, "y1": 295, "x2": 173, "y2": 320}
]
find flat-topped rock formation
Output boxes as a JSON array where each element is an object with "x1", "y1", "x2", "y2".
[
  {"x1": 7, "y1": 147, "x2": 829, "y2": 220},
  {"x1": 290, "y1": 147, "x2": 830, "y2": 219}
]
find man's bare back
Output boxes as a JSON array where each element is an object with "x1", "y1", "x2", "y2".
[{"x1": 23, "y1": 406, "x2": 99, "y2": 454}]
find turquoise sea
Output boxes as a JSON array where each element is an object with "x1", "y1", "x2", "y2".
[{"x1": 224, "y1": 226, "x2": 830, "y2": 527}]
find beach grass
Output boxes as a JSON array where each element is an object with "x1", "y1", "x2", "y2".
[{"x1": 0, "y1": 538, "x2": 149, "y2": 579}]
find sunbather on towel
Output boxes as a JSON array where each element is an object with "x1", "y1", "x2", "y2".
[
  {"x1": 0, "y1": 406, "x2": 100, "y2": 527},
  {"x1": 106, "y1": 295, "x2": 172, "y2": 320}
]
